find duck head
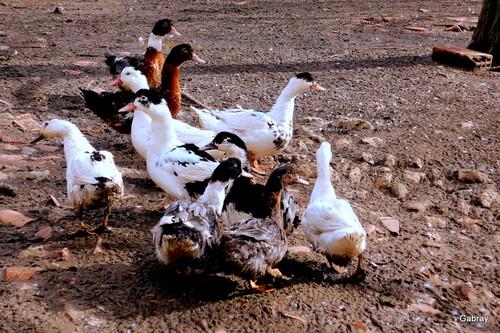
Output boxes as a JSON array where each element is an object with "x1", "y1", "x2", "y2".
[
  {"x1": 165, "y1": 44, "x2": 206, "y2": 67},
  {"x1": 266, "y1": 165, "x2": 309, "y2": 191},
  {"x1": 118, "y1": 89, "x2": 170, "y2": 118},
  {"x1": 287, "y1": 72, "x2": 326, "y2": 95},
  {"x1": 111, "y1": 66, "x2": 148, "y2": 90},
  {"x1": 31, "y1": 119, "x2": 75, "y2": 143},
  {"x1": 152, "y1": 18, "x2": 181, "y2": 37},
  {"x1": 317, "y1": 141, "x2": 333, "y2": 164}
]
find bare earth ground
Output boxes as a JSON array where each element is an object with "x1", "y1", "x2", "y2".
[{"x1": 0, "y1": 0, "x2": 498, "y2": 332}]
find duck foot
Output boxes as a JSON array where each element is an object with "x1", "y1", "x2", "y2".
[
  {"x1": 68, "y1": 226, "x2": 95, "y2": 238},
  {"x1": 90, "y1": 224, "x2": 112, "y2": 234},
  {"x1": 342, "y1": 267, "x2": 366, "y2": 283},
  {"x1": 249, "y1": 280, "x2": 275, "y2": 293}
]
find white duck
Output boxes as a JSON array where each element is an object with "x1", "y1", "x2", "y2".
[
  {"x1": 301, "y1": 142, "x2": 366, "y2": 282},
  {"x1": 116, "y1": 67, "x2": 219, "y2": 159},
  {"x1": 151, "y1": 158, "x2": 252, "y2": 264},
  {"x1": 120, "y1": 89, "x2": 219, "y2": 200},
  {"x1": 192, "y1": 72, "x2": 325, "y2": 167},
  {"x1": 31, "y1": 119, "x2": 124, "y2": 236}
]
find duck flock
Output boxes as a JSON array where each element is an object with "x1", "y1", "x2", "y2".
[{"x1": 31, "y1": 18, "x2": 367, "y2": 292}]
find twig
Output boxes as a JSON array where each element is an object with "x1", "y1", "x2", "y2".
[
  {"x1": 181, "y1": 91, "x2": 213, "y2": 110},
  {"x1": 280, "y1": 312, "x2": 306, "y2": 323},
  {"x1": 0, "y1": 99, "x2": 12, "y2": 107}
]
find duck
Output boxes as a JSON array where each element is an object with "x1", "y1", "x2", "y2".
[
  {"x1": 80, "y1": 66, "x2": 149, "y2": 134},
  {"x1": 192, "y1": 72, "x2": 325, "y2": 167},
  {"x1": 82, "y1": 44, "x2": 205, "y2": 134},
  {"x1": 159, "y1": 43, "x2": 205, "y2": 118},
  {"x1": 301, "y1": 142, "x2": 367, "y2": 282},
  {"x1": 151, "y1": 158, "x2": 252, "y2": 265},
  {"x1": 104, "y1": 18, "x2": 181, "y2": 88},
  {"x1": 119, "y1": 89, "x2": 219, "y2": 200},
  {"x1": 31, "y1": 119, "x2": 124, "y2": 236},
  {"x1": 220, "y1": 166, "x2": 307, "y2": 292},
  {"x1": 199, "y1": 131, "x2": 306, "y2": 235}
]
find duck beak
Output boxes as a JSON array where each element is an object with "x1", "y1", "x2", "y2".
[
  {"x1": 191, "y1": 53, "x2": 206, "y2": 64},
  {"x1": 170, "y1": 27, "x2": 181, "y2": 37},
  {"x1": 31, "y1": 134, "x2": 45, "y2": 144},
  {"x1": 118, "y1": 103, "x2": 137, "y2": 112},
  {"x1": 240, "y1": 170, "x2": 254, "y2": 179},
  {"x1": 295, "y1": 176, "x2": 309, "y2": 185},
  {"x1": 111, "y1": 77, "x2": 123, "y2": 86},
  {"x1": 310, "y1": 83, "x2": 326, "y2": 91},
  {"x1": 198, "y1": 142, "x2": 218, "y2": 151}
]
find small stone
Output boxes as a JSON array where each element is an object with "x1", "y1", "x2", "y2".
[
  {"x1": 424, "y1": 216, "x2": 446, "y2": 228},
  {"x1": 382, "y1": 154, "x2": 397, "y2": 168},
  {"x1": 4, "y1": 267, "x2": 46, "y2": 281},
  {"x1": 60, "y1": 248, "x2": 71, "y2": 261},
  {"x1": 457, "y1": 169, "x2": 489, "y2": 183},
  {"x1": 334, "y1": 138, "x2": 352, "y2": 149},
  {"x1": 27, "y1": 170, "x2": 51, "y2": 181},
  {"x1": 479, "y1": 188, "x2": 499, "y2": 208},
  {"x1": 21, "y1": 147, "x2": 38, "y2": 155},
  {"x1": 54, "y1": 6, "x2": 64, "y2": 14},
  {"x1": 409, "y1": 303, "x2": 442, "y2": 314},
  {"x1": 404, "y1": 170, "x2": 426, "y2": 183},
  {"x1": 403, "y1": 201, "x2": 429, "y2": 213},
  {"x1": 355, "y1": 189, "x2": 368, "y2": 200},
  {"x1": 338, "y1": 117, "x2": 374, "y2": 131},
  {"x1": 391, "y1": 183, "x2": 408, "y2": 199},
  {"x1": 410, "y1": 158, "x2": 424, "y2": 168},
  {"x1": 461, "y1": 121, "x2": 474, "y2": 128},
  {"x1": 374, "y1": 173, "x2": 392, "y2": 190},
  {"x1": 349, "y1": 167, "x2": 362, "y2": 183},
  {"x1": 0, "y1": 171, "x2": 9, "y2": 181},
  {"x1": 381, "y1": 217, "x2": 400, "y2": 235},
  {"x1": 361, "y1": 152, "x2": 374, "y2": 164},
  {"x1": 457, "y1": 200, "x2": 471, "y2": 215},
  {"x1": 456, "y1": 282, "x2": 474, "y2": 300},
  {"x1": 35, "y1": 226, "x2": 52, "y2": 240},
  {"x1": 361, "y1": 137, "x2": 384, "y2": 147}
]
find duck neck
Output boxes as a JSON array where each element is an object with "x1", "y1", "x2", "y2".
[
  {"x1": 131, "y1": 110, "x2": 151, "y2": 159},
  {"x1": 267, "y1": 84, "x2": 299, "y2": 126},
  {"x1": 147, "y1": 33, "x2": 163, "y2": 51},
  {"x1": 61, "y1": 127, "x2": 95, "y2": 164},
  {"x1": 311, "y1": 154, "x2": 336, "y2": 203},
  {"x1": 146, "y1": 104, "x2": 182, "y2": 158},
  {"x1": 197, "y1": 181, "x2": 228, "y2": 215},
  {"x1": 263, "y1": 178, "x2": 284, "y2": 226},
  {"x1": 160, "y1": 63, "x2": 181, "y2": 93}
]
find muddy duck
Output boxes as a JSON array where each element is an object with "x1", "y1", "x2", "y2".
[
  {"x1": 192, "y1": 72, "x2": 325, "y2": 168},
  {"x1": 219, "y1": 166, "x2": 307, "y2": 292},
  {"x1": 199, "y1": 131, "x2": 306, "y2": 235},
  {"x1": 104, "y1": 18, "x2": 181, "y2": 88},
  {"x1": 301, "y1": 142, "x2": 366, "y2": 282},
  {"x1": 120, "y1": 89, "x2": 219, "y2": 200},
  {"x1": 80, "y1": 67, "x2": 149, "y2": 134},
  {"x1": 31, "y1": 119, "x2": 124, "y2": 236},
  {"x1": 151, "y1": 158, "x2": 252, "y2": 265}
]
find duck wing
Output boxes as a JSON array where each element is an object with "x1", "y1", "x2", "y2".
[
  {"x1": 192, "y1": 106, "x2": 272, "y2": 134},
  {"x1": 104, "y1": 52, "x2": 142, "y2": 76},
  {"x1": 80, "y1": 88, "x2": 135, "y2": 134}
]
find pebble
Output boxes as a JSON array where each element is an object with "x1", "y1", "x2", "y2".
[
  {"x1": 338, "y1": 117, "x2": 374, "y2": 130},
  {"x1": 334, "y1": 138, "x2": 352, "y2": 149},
  {"x1": 456, "y1": 200, "x2": 471, "y2": 215},
  {"x1": 479, "y1": 188, "x2": 499, "y2": 208},
  {"x1": 361, "y1": 152, "x2": 374, "y2": 164},
  {"x1": 54, "y1": 6, "x2": 64, "y2": 14},
  {"x1": 361, "y1": 137, "x2": 384, "y2": 147},
  {"x1": 374, "y1": 173, "x2": 392, "y2": 189},
  {"x1": 404, "y1": 170, "x2": 426, "y2": 183},
  {"x1": 391, "y1": 183, "x2": 408, "y2": 199},
  {"x1": 410, "y1": 158, "x2": 424, "y2": 168},
  {"x1": 349, "y1": 167, "x2": 362, "y2": 183},
  {"x1": 383, "y1": 154, "x2": 397, "y2": 168},
  {"x1": 457, "y1": 169, "x2": 489, "y2": 183},
  {"x1": 424, "y1": 216, "x2": 446, "y2": 228},
  {"x1": 403, "y1": 201, "x2": 429, "y2": 213},
  {"x1": 21, "y1": 146, "x2": 38, "y2": 155},
  {"x1": 4, "y1": 267, "x2": 46, "y2": 281}
]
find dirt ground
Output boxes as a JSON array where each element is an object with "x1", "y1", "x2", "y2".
[{"x1": 0, "y1": 0, "x2": 498, "y2": 332}]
